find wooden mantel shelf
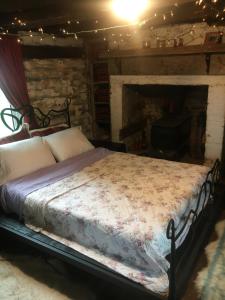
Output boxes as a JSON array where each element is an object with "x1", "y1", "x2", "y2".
[{"x1": 99, "y1": 44, "x2": 225, "y2": 59}]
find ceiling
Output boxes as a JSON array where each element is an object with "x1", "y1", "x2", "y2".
[
  {"x1": 0, "y1": 0, "x2": 223, "y2": 36},
  {"x1": 0, "y1": 0, "x2": 193, "y2": 13}
]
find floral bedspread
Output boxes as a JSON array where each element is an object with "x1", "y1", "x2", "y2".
[{"x1": 23, "y1": 152, "x2": 209, "y2": 296}]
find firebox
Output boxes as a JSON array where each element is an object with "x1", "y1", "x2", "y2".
[
  {"x1": 151, "y1": 114, "x2": 191, "y2": 160},
  {"x1": 119, "y1": 83, "x2": 208, "y2": 163},
  {"x1": 111, "y1": 75, "x2": 225, "y2": 163}
]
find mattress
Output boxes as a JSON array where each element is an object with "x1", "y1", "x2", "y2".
[{"x1": 0, "y1": 148, "x2": 210, "y2": 296}]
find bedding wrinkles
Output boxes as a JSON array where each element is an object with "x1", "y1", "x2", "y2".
[
  {"x1": 0, "y1": 148, "x2": 111, "y2": 217},
  {"x1": 16, "y1": 150, "x2": 209, "y2": 295}
]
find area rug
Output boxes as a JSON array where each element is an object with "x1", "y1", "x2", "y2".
[
  {"x1": 0, "y1": 251, "x2": 96, "y2": 300},
  {"x1": 196, "y1": 220, "x2": 225, "y2": 300}
]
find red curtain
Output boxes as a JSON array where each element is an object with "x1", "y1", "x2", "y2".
[{"x1": 0, "y1": 36, "x2": 30, "y2": 112}]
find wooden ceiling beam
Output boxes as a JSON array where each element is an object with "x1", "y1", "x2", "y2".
[
  {"x1": 22, "y1": 45, "x2": 84, "y2": 59},
  {"x1": 0, "y1": 0, "x2": 109, "y2": 28},
  {"x1": 0, "y1": 0, "x2": 193, "y2": 29}
]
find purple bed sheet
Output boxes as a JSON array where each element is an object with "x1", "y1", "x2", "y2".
[{"x1": 0, "y1": 148, "x2": 111, "y2": 219}]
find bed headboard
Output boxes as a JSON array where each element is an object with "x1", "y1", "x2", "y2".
[{"x1": 0, "y1": 99, "x2": 71, "y2": 132}]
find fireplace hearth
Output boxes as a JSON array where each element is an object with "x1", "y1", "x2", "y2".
[{"x1": 110, "y1": 75, "x2": 225, "y2": 163}]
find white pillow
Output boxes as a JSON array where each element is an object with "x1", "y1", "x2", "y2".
[
  {"x1": 43, "y1": 127, "x2": 94, "y2": 161},
  {"x1": 0, "y1": 136, "x2": 56, "y2": 184}
]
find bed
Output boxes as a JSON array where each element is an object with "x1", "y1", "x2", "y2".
[{"x1": 0, "y1": 102, "x2": 223, "y2": 300}]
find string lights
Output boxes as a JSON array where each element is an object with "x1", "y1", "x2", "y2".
[
  {"x1": 195, "y1": 0, "x2": 225, "y2": 22},
  {"x1": 0, "y1": 0, "x2": 224, "y2": 44},
  {"x1": 111, "y1": 0, "x2": 149, "y2": 22},
  {"x1": 0, "y1": 1, "x2": 178, "y2": 43}
]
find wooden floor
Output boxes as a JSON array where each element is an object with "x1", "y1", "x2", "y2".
[{"x1": 1, "y1": 210, "x2": 224, "y2": 300}]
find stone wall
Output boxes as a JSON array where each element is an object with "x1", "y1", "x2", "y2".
[
  {"x1": 108, "y1": 22, "x2": 222, "y2": 50},
  {"x1": 21, "y1": 33, "x2": 92, "y2": 137},
  {"x1": 24, "y1": 58, "x2": 92, "y2": 136},
  {"x1": 106, "y1": 22, "x2": 225, "y2": 75}
]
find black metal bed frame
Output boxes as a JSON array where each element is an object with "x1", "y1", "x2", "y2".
[
  {"x1": 0, "y1": 98, "x2": 71, "y2": 132},
  {"x1": 166, "y1": 159, "x2": 221, "y2": 300},
  {"x1": 0, "y1": 103, "x2": 223, "y2": 300},
  {"x1": 0, "y1": 160, "x2": 222, "y2": 300}
]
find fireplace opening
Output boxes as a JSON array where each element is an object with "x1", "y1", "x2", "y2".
[{"x1": 122, "y1": 84, "x2": 208, "y2": 164}]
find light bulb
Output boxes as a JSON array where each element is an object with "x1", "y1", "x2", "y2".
[{"x1": 112, "y1": 0, "x2": 149, "y2": 23}]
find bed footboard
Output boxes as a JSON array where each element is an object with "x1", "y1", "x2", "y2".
[
  {"x1": 166, "y1": 159, "x2": 221, "y2": 300},
  {"x1": 0, "y1": 160, "x2": 223, "y2": 300}
]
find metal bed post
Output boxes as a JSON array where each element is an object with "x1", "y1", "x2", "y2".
[
  {"x1": 166, "y1": 159, "x2": 220, "y2": 300},
  {"x1": 167, "y1": 219, "x2": 176, "y2": 300},
  {"x1": 64, "y1": 98, "x2": 71, "y2": 128},
  {"x1": 206, "y1": 159, "x2": 220, "y2": 196},
  {"x1": 212, "y1": 159, "x2": 221, "y2": 192}
]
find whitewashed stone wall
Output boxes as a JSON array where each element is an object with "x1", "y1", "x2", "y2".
[
  {"x1": 24, "y1": 58, "x2": 92, "y2": 137},
  {"x1": 21, "y1": 33, "x2": 92, "y2": 137},
  {"x1": 108, "y1": 22, "x2": 225, "y2": 50}
]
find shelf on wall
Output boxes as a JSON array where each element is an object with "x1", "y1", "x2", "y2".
[
  {"x1": 99, "y1": 44, "x2": 225, "y2": 59},
  {"x1": 91, "y1": 58, "x2": 111, "y2": 141}
]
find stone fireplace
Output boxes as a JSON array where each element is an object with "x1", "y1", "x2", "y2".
[{"x1": 110, "y1": 75, "x2": 225, "y2": 161}]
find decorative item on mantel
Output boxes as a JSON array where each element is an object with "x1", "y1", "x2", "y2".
[
  {"x1": 204, "y1": 32, "x2": 223, "y2": 45},
  {"x1": 172, "y1": 38, "x2": 183, "y2": 47},
  {"x1": 142, "y1": 40, "x2": 151, "y2": 48},
  {"x1": 156, "y1": 39, "x2": 166, "y2": 48},
  {"x1": 156, "y1": 37, "x2": 184, "y2": 49},
  {"x1": 173, "y1": 39, "x2": 178, "y2": 47},
  {"x1": 178, "y1": 37, "x2": 183, "y2": 47}
]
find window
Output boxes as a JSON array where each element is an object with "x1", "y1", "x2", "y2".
[{"x1": 0, "y1": 89, "x2": 14, "y2": 138}]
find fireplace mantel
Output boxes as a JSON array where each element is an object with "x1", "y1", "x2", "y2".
[
  {"x1": 110, "y1": 75, "x2": 225, "y2": 160},
  {"x1": 100, "y1": 44, "x2": 225, "y2": 59}
]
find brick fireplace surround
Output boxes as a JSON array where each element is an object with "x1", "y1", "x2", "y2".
[{"x1": 110, "y1": 75, "x2": 225, "y2": 161}]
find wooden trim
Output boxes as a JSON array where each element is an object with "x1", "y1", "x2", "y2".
[
  {"x1": 99, "y1": 44, "x2": 225, "y2": 59},
  {"x1": 22, "y1": 45, "x2": 84, "y2": 59}
]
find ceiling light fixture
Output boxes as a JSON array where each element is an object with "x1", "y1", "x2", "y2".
[{"x1": 111, "y1": 0, "x2": 149, "y2": 23}]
